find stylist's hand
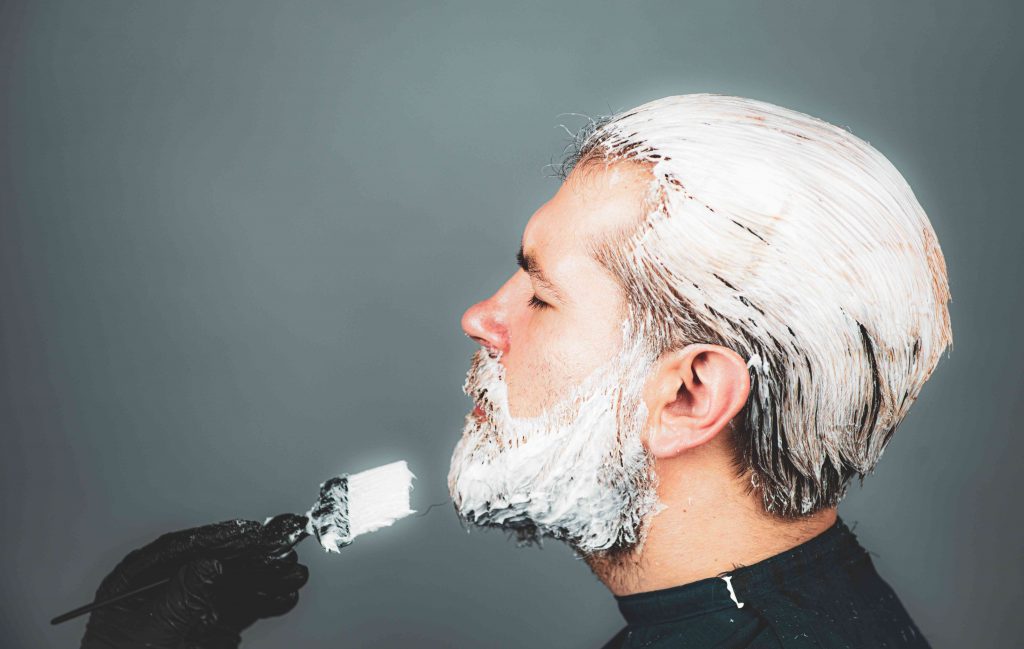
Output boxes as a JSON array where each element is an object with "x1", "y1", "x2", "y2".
[{"x1": 81, "y1": 514, "x2": 310, "y2": 649}]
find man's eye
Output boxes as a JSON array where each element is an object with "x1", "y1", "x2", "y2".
[{"x1": 528, "y1": 295, "x2": 550, "y2": 310}]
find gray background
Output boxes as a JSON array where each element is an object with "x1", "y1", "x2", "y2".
[{"x1": 1, "y1": 1, "x2": 1020, "y2": 647}]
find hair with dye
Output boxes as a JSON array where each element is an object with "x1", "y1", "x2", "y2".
[{"x1": 558, "y1": 94, "x2": 953, "y2": 518}]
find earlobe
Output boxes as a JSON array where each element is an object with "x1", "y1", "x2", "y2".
[
  {"x1": 644, "y1": 344, "x2": 751, "y2": 459},
  {"x1": 647, "y1": 422, "x2": 705, "y2": 458}
]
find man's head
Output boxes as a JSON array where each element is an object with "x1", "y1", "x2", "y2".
[
  {"x1": 448, "y1": 94, "x2": 952, "y2": 557},
  {"x1": 447, "y1": 163, "x2": 668, "y2": 554}
]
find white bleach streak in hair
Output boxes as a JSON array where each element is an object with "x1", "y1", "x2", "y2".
[
  {"x1": 448, "y1": 320, "x2": 664, "y2": 554},
  {"x1": 567, "y1": 94, "x2": 952, "y2": 517}
]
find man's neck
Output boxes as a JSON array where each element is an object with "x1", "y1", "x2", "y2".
[{"x1": 585, "y1": 462, "x2": 838, "y2": 596}]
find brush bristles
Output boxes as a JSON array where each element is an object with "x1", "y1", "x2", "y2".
[
  {"x1": 347, "y1": 460, "x2": 416, "y2": 538},
  {"x1": 306, "y1": 460, "x2": 416, "y2": 553}
]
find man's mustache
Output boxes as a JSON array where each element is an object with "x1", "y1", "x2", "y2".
[{"x1": 463, "y1": 349, "x2": 500, "y2": 412}]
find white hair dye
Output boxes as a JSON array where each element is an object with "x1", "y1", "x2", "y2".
[
  {"x1": 567, "y1": 94, "x2": 953, "y2": 517},
  {"x1": 447, "y1": 321, "x2": 664, "y2": 554}
]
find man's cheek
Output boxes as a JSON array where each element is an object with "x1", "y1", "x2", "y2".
[
  {"x1": 504, "y1": 357, "x2": 552, "y2": 418},
  {"x1": 512, "y1": 359, "x2": 583, "y2": 418},
  {"x1": 505, "y1": 372, "x2": 538, "y2": 418}
]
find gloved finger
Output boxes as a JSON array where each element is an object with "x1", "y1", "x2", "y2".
[
  {"x1": 248, "y1": 590, "x2": 300, "y2": 619},
  {"x1": 205, "y1": 575, "x2": 303, "y2": 632},
  {"x1": 271, "y1": 548, "x2": 299, "y2": 564},
  {"x1": 183, "y1": 625, "x2": 242, "y2": 649},
  {"x1": 256, "y1": 514, "x2": 309, "y2": 556},
  {"x1": 255, "y1": 560, "x2": 309, "y2": 596},
  {"x1": 154, "y1": 558, "x2": 224, "y2": 637},
  {"x1": 221, "y1": 554, "x2": 309, "y2": 596},
  {"x1": 97, "y1": 520, "x2": 264, "y2": 598}
]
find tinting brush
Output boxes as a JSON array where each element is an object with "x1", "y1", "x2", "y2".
[
  {"x1": 51, "y1": 460, "x2": 416, "y2": 625},
  {"x1": 305, "y1": 460, "x2": 417, "y2": 552}
]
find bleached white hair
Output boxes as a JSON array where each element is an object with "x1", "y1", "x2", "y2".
[{"x1": 561, "y1": 94, "x2": 953, "y2": 517}]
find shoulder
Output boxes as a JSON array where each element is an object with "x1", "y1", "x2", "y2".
[{"x1": 738, "y1": 570, "x2": 933, "y2": 649}]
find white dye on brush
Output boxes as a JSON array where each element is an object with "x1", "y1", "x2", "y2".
[{"x1": 305, "y1": 460, "x2": 416, "y2": 553}]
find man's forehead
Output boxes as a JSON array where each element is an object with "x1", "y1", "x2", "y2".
[{"x1": 522, "y1": 163, "x2": 651, "y2": 265}]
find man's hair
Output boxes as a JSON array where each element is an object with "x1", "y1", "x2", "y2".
[{"x1": 557, "y1": 94, "x2": 953, "y2": 518}]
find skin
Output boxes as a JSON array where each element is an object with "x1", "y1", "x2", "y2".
[{"x1": 461, "y1": 162, "x2": 837, "y2": 596}]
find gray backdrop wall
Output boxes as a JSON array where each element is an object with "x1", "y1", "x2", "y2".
[{"x1": 2, "y1": 1, "x2": 1020, "y2": 647}]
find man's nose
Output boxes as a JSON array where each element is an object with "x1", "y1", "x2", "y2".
[{"x1": 461, "y1": 296, "x2": 509, "y2": 353}]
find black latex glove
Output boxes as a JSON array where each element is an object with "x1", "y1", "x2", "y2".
[{"x1": 81, "y1": 513, "x2": 310, "y2": 649}]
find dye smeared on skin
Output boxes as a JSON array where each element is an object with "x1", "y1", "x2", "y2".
[
  {"x1": 448, "y1": 320, "x2": 664, "y2": 555},
  {"x1": 570, "y1": 94, "x2": 953, "y2": 516}
]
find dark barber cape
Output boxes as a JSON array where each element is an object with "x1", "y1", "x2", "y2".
[{"x1": 600, "y1": 517, "x2": 931, "y2": 649}]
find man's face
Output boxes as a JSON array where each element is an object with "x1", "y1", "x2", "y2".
[
  {"x1": 447, "y1": 163, "x2": 664, "y2": 554},
  {"x1": 460, "y1": 163, "x2": 651, "y2": 418}
]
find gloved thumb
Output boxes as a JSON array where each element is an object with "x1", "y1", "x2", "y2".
[{"x1": 254, "y1": 514, "x2": 309, "y2": 557}]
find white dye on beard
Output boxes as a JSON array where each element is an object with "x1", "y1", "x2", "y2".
[{"x1": 447, "y1": 323, "x2": 664, "y2": 556}]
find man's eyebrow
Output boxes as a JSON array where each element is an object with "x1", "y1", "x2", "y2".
[{"x1": 517, "y1": 244, "x2": 566, "y2": 302}]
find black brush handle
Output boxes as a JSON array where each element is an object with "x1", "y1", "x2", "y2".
[{"x1": 50, "y1": 577, "x2": 171, "y2": 625}]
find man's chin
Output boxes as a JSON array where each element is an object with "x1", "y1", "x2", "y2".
[
  {"x1": 452, "y1": 499, "x2": 647, "y2": 557},
  {"x1": 459, "y1": 514, "x2": 547, "y2": 547}
]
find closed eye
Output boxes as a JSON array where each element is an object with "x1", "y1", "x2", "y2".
[{"x1": 528, "y1": 295, "x2": 550, "y2": 310}]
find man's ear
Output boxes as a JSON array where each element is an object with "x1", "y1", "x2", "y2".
[{"x1": 644, "y1": 344, "x2": 751, "y2": 458}]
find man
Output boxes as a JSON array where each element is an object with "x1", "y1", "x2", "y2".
[
  {"x1": 447, "y1": 94, "x2": 950, "y2": 648},
  {"x1": 79, "y1": 94, "x2": 950, "y2": 648}
]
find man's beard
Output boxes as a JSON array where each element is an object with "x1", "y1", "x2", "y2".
[{"x1": 447, "y1": 329, "x2": 664, "y2": 557}]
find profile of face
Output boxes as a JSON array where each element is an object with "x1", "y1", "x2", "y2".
[
  {"x1": 450, "y1": 94, "x2": 953, "y2": 552},
  {"x1": 447, "y1": 164, "x2": 665, "y2": 556}
]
